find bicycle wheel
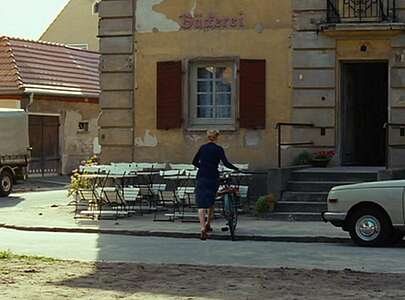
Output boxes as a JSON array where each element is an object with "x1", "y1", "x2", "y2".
[{"x1": 227, "y1": 194, "x2": 238, "y2": 241}]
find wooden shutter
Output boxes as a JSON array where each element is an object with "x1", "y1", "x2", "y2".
[
  {"x1": 156, "y1": 61, "x2": 182, "y2": 129},
  {"x1": 239, "y1": 59, "x2": 266, "y2": 129}
]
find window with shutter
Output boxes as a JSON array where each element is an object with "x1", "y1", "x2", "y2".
[
  {"x1": 156, "y1": 61, "x2": 182, "y2": 130},
  {"x1": 239, "y1": 59, "x2": 266, "y2": 129},
  {"x1": 188, "y1": 61, "x2": 236, "y2": 129}
]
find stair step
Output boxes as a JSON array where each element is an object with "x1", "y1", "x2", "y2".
[
  {"x1": 276, "y1": 201, "x2": 327, "y2": 213},
  {"x1": 266, "y1": 212, "x2": 322, "y2": 222},
  {"x1": 287, "y1": 181, "x2": 357, "y2": 192},
  {"x1": 291, "y1": 171, "x2": 378, "y2": 182},
  {"x1": 281, "y1": 191, "x2": 328, "y2": 202}
]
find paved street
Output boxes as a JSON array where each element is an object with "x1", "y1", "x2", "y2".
[
  {"x1": 1, "y1": 228, "x2": 405, "y2": 273},
  {"x1": 1, "y1": 189, "x2": 405, "y2": 274},
  {"x1": 0, "y1": 189, "x2": 349, "y2": 240}
]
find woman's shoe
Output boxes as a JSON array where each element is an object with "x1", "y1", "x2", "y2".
[
  {"x1": 205, "y1": 224, "x2": 213, "y2": 233},
  {"x1": 200, "y1": 229, "x2": 208, "y2": 240}
]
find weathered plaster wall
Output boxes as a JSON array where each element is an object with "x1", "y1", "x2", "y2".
[
  {"x1": 133, "y1": 0, "x2": 292, "y2": 169},
  {"x1": 291, "y1": 0, "x2": 405, "y2": 168},
  {"x1": 29, "y1": 99, "x2": 100, "y2": 174},
  {"x1": 0, "y1": 100, "x2": 21, "y2": 109},
  {"x1": 40, "y1": 0, "x2": 99, "y2": 51}
]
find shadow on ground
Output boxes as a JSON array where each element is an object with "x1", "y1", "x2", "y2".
[{"x1": 0, "y1": 196, "x2": 24, "y2": 208}]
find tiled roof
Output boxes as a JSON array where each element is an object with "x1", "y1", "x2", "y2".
[{"x1": 0, "y1": 36, "x2": 100, "y2": 98}]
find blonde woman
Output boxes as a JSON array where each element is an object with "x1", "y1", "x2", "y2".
[{"x1": 192, "y1": 130, "x2": 239, "y2": 240}]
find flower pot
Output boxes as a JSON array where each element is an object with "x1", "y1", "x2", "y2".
[{"x1": 311, "y1": 158, "x2": 331, "y2": 168}]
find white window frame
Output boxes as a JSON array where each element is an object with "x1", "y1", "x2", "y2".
[
  {"x1": 186, "y1": 59, "x2": 238, "y2": 130},
  {"x1": 67, "y1": 44, "x2": 89, "y2": 50}
]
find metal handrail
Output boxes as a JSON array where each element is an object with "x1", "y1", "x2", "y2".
[
  {"x1": 384, "y1": 122, "x2": 405, "y2": 169},
  {"x1": 275, "y1": 122, "x2": 314, "y2": 168}
]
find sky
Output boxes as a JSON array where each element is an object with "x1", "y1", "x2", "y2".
[{"x1": 0, "y1": 0, "x2": 70, "y2": 39}]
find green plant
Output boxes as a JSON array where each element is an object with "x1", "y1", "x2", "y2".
[
  {"x1": 293, "y1": 151, "x2": 312, "y2": 165},
  {"x1": 255, "y1": 194, "x2": 277, "y2": 214},
  {"x1": 0, "y1": 249, "x2": 12, "y2": 259},
  {"x1": 67, "y1": 155, "x2": 98, "y2": 197},
  {"x1": 0, "y1": 249, "x2": 60, "y2": 262}
]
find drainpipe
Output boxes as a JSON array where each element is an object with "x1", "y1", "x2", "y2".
[{"x1": 25, "y1": 92, "x2": 34, "y2": 112}]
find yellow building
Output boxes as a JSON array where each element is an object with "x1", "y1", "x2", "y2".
[
  {"x1": 40, "y1": 0, "x2": 99, "y2": 51},
  {"x1": 98, "y1": 0, "x2": 292, "y2": 170},
  {"x1": 98, "y1": 0, "x2": 405, "y2": 170}
]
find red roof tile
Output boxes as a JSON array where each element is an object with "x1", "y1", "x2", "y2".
[{"x1": 0, "y1": 36, "x2": 100, "y2": 98}]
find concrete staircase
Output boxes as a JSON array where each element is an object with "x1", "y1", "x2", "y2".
[{"x1": 269, "y1": 167, "x2": 381, "y2": 221}]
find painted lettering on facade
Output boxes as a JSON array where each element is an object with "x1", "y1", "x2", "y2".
[{"x1": 179, "y1": 13, "x2": 245, "y2": 30}]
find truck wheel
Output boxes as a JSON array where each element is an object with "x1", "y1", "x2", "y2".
[
  {"x1": 0, "y1": 170, "x2": 13, "y2": 197},
  {"x1": 348, "y1": 208, "x2": 392, "y2": 247}
]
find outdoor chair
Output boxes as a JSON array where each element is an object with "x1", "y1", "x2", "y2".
[
  {"x1": 153, "y1": 190, "x2": 181, "y2": 222},
  {"x1": 75, "y1": 171, "x2": 110, "y2": 220},
  {"x1": 75, "y1": 189, "x2": 99, "y2": 219},
  {"x1": 122, "y1": 187, "x2": 141, "y2": 214},
  {"x1": 151, "y1": 183, "x2": 167, "y2": 194},
  {"x1": 137, "y1": 184, "x2": 155, "y2": 213},
  {"x1": 99, "y1": 187, "x2": 128, "y2": 219},
  {"x1": 169, "y1": 163, "x2": 196, "y2": 170}
]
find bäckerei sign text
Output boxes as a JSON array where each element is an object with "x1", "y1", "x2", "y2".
[{"x1": 179, "y1": 13, "x2": 245, "y2": 30}]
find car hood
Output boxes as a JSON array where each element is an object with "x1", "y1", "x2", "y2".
[{"x1": 331, "y1": 179, "x2": 405, "y2": 191}]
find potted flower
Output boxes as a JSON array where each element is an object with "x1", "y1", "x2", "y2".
[
  {"x1": 311, "y1": 150, "x2": 335, "y2": 167},
  {"x1": 255, "y1": 194, "x2": 278, "y2": 217}
]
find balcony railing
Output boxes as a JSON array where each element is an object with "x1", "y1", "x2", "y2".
[{"x1": 327, "y1": 0, "x2": 397, "y2": 23}]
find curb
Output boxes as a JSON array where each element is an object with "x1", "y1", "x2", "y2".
[
  {"x1": 12, "y1": 186, "x2": 68, "y2": 194},
  {"x1": 0, "y1": 223, "x2": 351, "y2": 244}
]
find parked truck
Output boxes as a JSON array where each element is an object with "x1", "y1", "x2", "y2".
[{"x1": 0, "y1": 108, "x2": 30, "y2": 197}]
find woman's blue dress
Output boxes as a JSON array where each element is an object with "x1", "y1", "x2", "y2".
[{"x1": 192, "y1": 143, "x2": 238, "y2": 209}]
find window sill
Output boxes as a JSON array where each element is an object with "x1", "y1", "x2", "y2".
[{"x1": 185, "y1": 124, "x2": 237, "y2": 132}]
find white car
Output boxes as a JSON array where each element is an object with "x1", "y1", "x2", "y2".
[{"x1": 322, "y1": 180, "x2": 405, "y2": 246}]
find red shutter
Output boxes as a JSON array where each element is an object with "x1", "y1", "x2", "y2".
[
  {"x1": 239, "y1": 59, "x2": 266, "y2": 129},
  {"x1": 156, "y1": 61, "x2": 182, "y2": 129}
]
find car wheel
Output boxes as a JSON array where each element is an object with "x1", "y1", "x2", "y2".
[
  {"x1": 0, "y1": 170, "x2": 13, "y2": 197},
  {"x1": 348, "y1": 208, "x2": 392, "y2": 247}
]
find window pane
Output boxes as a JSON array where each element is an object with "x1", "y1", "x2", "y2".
[
  {"x1": 197, "y1": 106, "x2": 214, "y2": 118},
  {"x1": 216, "y1": 81, "x2": 231, "y2": 93},
  {"x1": 216, "y1": 93, "x2": 231, "y2": 105},
  {"x1": 198, "y1": 94, "x2": 213, "y2": 105},
  {"x1": 198, "y1": 67, "x2": 214, "y2": 79},
  {"x1": 216, "y1": 106, "x2": 232, "y2": 118},
  {"x1": 198, "y1": 81, "x2": 212, "y2": 93},
  {"x1": 216, "y1": 66, "x2": 233, "y2": 84}
]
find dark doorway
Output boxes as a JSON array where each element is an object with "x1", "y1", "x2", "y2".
[
  {"x1": 341, "y1": 62, "x2": 388, "y2": 166},
  {"x1": 28, "y1": 115, "x2": 60, "y2": 176}
]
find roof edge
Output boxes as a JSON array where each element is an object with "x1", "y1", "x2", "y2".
[
  {"x1": 4, "y1": 36, "x2": 99, "y2": 55},
  {"x1": 0, "y1": 36, "x2": 25, "y2": 91}
]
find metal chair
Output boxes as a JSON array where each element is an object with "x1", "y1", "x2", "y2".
[{"x1": 153, "y1": 190, "x2": 181, "y2": 222}]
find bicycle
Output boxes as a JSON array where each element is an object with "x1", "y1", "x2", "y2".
[
  {"x1": 217, "y1": 172, "x2": 241, "y2": 241},
  {"x1": 216, "y1": 170, "x2": 266, "y2": 241}
]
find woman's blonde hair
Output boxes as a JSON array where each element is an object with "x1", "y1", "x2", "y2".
[{"x1": 207, "y1": 129, "x2": 220, "y2": 141}]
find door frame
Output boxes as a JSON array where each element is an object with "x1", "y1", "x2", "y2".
[
  {"x1": 28, "y1": 113, "x2": 62, "y2": 177},
  {"x1": 337, "y1": 59, "x2": 390, "y2": 166}
]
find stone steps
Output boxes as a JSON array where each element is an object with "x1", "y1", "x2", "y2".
[
  {"x1": 266, "y1": 212, "x2": 322, "y2": 222},
  {"x1": 291, "y1": 171, "x2": 377, "y2": 182},
  {"x1": 287, "y1": 181, "x2": 357, "y2": 192},
  {"x1": 282, "y1": 191, "x2": 328, "y2": 202},
  {"x1": 269, "y1": 167, "x2": 380, "y2": 221},
  {"x1": 276, "y1": 201, "x2": 327, "y2": 213}
]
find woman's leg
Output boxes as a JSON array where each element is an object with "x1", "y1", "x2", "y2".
[
  {"x1": 206, "y1": 206, "x2": 214, "y2": 228},
  {"x1": 198, "y1": 208, "x2": 206, "y2": 231}
]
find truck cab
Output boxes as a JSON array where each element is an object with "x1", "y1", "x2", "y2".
[{"x1": 0, "y1": 109, "x2": 30, "y2": 196}]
